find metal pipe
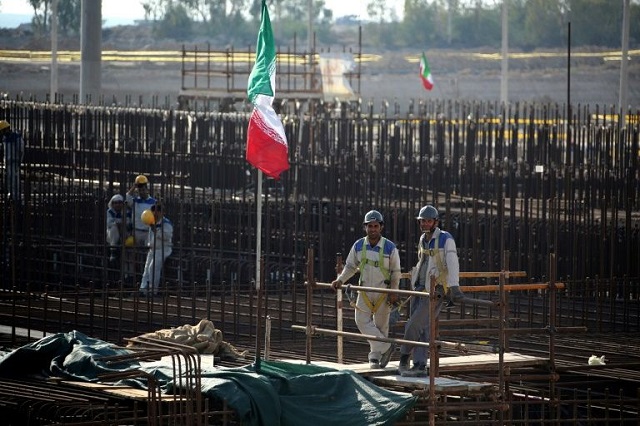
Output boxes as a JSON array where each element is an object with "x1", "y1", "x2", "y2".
[
  {"x1": 313, "y1": 281, "x2": 430, "y2": 297},
  {"x1": 290, "y1": 324, "x2": 468, "y2": 353}
]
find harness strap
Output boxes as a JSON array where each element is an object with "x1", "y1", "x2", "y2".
[
  {"x1": 355, "y1": 237, "x2": 390, "y2": 313},
  {"x1": 418, "y1": 232, "x2": 449, "y2": 294},
  {"x1": 361, "y1": 291, "x2": 387, "y2": 313},
  {"x1": 358, "y1": 237, "x2": 390, "y2": 282}
]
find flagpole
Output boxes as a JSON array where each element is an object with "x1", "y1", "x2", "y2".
[
  {"x1": 246, "y1": 0, "x2": 289, "y2": 369},
  {"x1": 256, "y1": 169, "x2": 263, "y2": 292},
  {"x1": 255, "y1": 169, "x2": 263, "y2": 369}
]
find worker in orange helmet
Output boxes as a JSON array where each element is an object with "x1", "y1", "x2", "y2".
[{"x1": 126, "y1": 174, "x2": 156, "y2": 247}]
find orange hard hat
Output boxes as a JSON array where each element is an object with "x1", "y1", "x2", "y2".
[
  {"x1": 141, "y1": 209, "x2": 155, "y2": 226},
  {"x1": 135, "y1": 175, "x2": 149, "y2": 185}
]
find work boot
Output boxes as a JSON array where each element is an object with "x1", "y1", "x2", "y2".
[
  {"x1": 380, "y1": 343, "x2": 395, "y2": 368},
  {"x1": 397, "y1": 354, "x2": 410, "y2": 375},
  {"x1": 401, "y1": 363, "x2": 428, "y2": 378},
  {"x1": 369, "y1": 359, "x2": 381, "y2": 369}
]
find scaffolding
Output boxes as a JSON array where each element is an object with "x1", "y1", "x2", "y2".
[
  {"x1": 290, "y1": 249, "x2": 621, "y2": 424},
  {"x1": 178, "y1": 31, "x2": 363, "y2": 110}
]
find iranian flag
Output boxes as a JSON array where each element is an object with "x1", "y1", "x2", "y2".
[
  {"x1": 246, "y1": 0, "x2": 289, "y2": 179},
  {"x1": 419, "y1": 52, "x2": 434, "y2": 91}
]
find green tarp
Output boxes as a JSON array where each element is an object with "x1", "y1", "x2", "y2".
[{"x1": 0, "y1": 331, "x2": 416, "y2": 425}]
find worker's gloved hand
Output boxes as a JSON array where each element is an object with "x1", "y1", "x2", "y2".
[
  {"x1": 331, "y1": 279, "x2": 342, "y2": 292},
  {"x1": 449, "y1": 285, "x2": 465, "y2": 303}
]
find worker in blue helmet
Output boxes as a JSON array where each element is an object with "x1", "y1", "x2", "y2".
[{"x1": 398, "y1": 205, "x2": 465, "y2": 377}]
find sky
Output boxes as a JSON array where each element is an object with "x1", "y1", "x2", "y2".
[{"x1": 0, "y1": 0, "x2": 405, "y2": 27}]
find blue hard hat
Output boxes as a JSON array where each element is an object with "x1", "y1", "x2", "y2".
[
  {"x1": 363, "y1": 210, "x2": 384, "y2": 224},
  {"x1": 416, "y1": 205, "x2": 438, "y2": 220}
]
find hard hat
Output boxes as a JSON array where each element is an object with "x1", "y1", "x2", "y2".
[
  {"x1": 417, "y1": 205, "x2": 439, "y2": 220},
  {"x1": 0, "y1": 120, "x2": 9, "y2": 131},
  {"x1": 135, "y1": 175, "x2": 149, "y2": 186},
  {"x1": 124, "y1": 235, "x2": 135, "y2": 247},
  {"x1": 363, "y1": 210, "x2": 384, "y2": 225},
  {"x1": 141, "y1": 209, "x2": 155, "y2": 226}
]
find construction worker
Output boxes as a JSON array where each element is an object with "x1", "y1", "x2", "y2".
[
  {"x1": 105, "y1": 194, "x2": 131, "y2": 263},
  {"x1": 397, "y1": 205, "x2": 465, "y2": 377},
  {"x1": 331, "y1": 210, "x2": 401, "y2": 369},
  {"x1": 139, "y1": 203, "x2": 173, "y2": 297},
  {"x1": 0, "y1": 120, "x2": 25, "y2": 203},
  {"x1": 125, "y1": 175, "x2": 156, "y2": 247}
]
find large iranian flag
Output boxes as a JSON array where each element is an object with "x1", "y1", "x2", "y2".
[
  {"x1": 420, "y1": 52, "x2": 434, "y2": 91},
  {"x1": 245, "y1": 0, "x2": 289, "y2": 180}
]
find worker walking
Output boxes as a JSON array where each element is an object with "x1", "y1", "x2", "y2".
[
  {"x1": 332, "y1": 210, "x2": 401, "y2": 369},
  {"x1": 398, "y1": 205, "x2": 465, "y2": 377}
]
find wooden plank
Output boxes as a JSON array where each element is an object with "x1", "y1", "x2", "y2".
[
  {"x1": 278, "y1": 359, "x2": 496, "y2": 394},
  {"x1": 278, "y1": 352, "x2": 549, "y2": 374},
  {"x1": 61, "y1": 381, "x2": 151, "y2": 400},
  {"x1": 435, "y1": 353, "x2": 550, "y2": 372},
  {"x1": 372, "y1": 375, "x2": 496, "y2": 394}
]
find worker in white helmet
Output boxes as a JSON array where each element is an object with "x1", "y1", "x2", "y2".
[
  {"x1": 331, "y1": 210, "x2": 401, "y2": 370},
  {"x1": 139, "y1": 203, "x2": 173, "y2": 297},
  {"x1": 398, "y1": 205, "x2": 465, "y2": 378}
]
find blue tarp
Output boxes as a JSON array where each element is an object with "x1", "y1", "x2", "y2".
[{"x1": 0, "y1": 331, "x2": 417, "y2": 425}]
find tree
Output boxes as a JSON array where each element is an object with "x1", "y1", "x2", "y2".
[
  {"x1": 156, "y1": 2, "x2": 193, "y2": 40},
  {"x1": 400, "y1": 0, "x2": 442, "y2": 48},
  {"x1": 523, "y1": 0, "x2": 565, "y2": 48},
  {"x1": 367, "y1": 0, "x2": 388, "y2": 23},
  {"x1": 567, "y1": 0, "x2": 623, "y2": 47},
  {"x1": 28, "y1": 0, "x2": 81, "y2": 36},
  {"x1": 453, "y1": 1, "x2": 501, "y2": 47}
]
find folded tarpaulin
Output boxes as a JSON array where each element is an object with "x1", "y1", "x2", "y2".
[
  {"x1": 0, "y1": 331, "x2": 417, "y2": 425},
  {"x1": 0, "y1": 330, "x2": 138, "y2": 380},
  {"x1": 195, "y1": 360, "x2": 417, "y2": 426}
]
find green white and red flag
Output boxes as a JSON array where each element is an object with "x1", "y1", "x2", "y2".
[
  {"x1": 419, "y1": 52, "x2": 434, "y2": 91},
  {"x1": 246, "y1": 0, "x2": 289, "y2": 179}
]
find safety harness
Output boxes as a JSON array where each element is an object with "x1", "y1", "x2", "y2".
[
  {"x1": 349, "y1": 237, "x2": 393, "y2": 313},
  {"x1": 418, "y1": 230, "x2": 450, "y2": 294}
]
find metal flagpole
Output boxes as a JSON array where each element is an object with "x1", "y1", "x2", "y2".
[
  {"x1": 254, "y1": 169, "x2": 264, "y2": 370},
  {"x1": 256, "y1": 169, "x2": 263, "y2": 291}
]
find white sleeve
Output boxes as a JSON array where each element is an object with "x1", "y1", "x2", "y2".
[
  {"x1": 389, "y1": 248, "x2": 401, "y2": 289},
  {"x1": 336, "y1": 244, "x2": 359, "y2": 283},
  {"x1": 444, "y1": 237, "x2": 460, "y2": 287}
]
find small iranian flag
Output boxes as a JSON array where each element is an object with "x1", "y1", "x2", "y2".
[
  {"x1": 246, "y1": 0, "x2": 289, "y2": 180},
  {"x1": 419, "y1": 52, "x2": 434, "y2": 91}
]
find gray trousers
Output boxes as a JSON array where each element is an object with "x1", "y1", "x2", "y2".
[{"x1": 399, "y1": 284, "x2": 445, "y2": 365}]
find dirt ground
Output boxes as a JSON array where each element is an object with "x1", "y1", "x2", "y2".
[{"x1": 1, "y1": 25, "x2": 639, "y2": 112}]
